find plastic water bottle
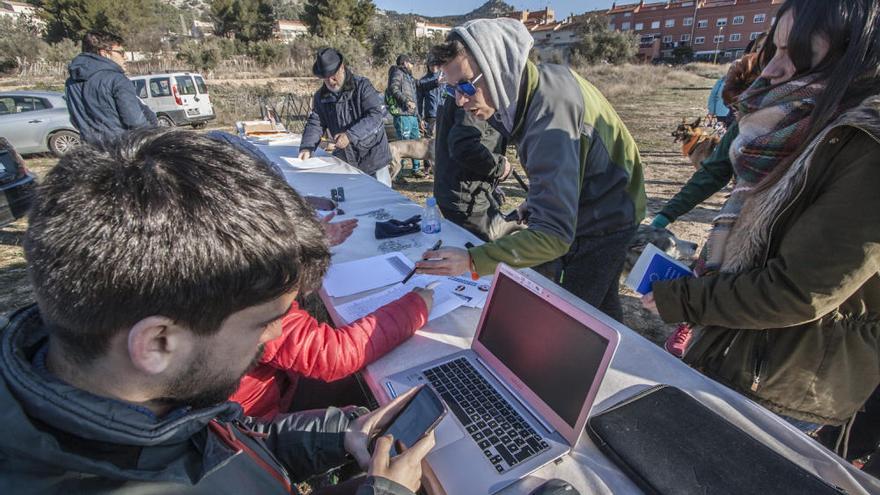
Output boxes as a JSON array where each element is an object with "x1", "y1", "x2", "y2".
[{"x1": 422, "y1": 197, "x2": 442, "y2": 236}]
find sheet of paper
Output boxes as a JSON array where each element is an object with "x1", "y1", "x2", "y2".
[
  {"x1": 323, "y1": 252, "x2": 415, "y2": 297},
  {"x1": 437, "y1": 276, "x2": 492, "y2": 309},
  {"x1": 335, "y1": 274, "x2": 464, "y2": 324},
  {"x1": 281, "y1": 156, "x2": 337, "y2": 169}
]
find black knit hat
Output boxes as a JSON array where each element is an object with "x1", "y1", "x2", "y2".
[
  {"x1": 396, "y1": 54, "x2": 412, "y2": 66},
  {"x1": 313, "y1": 48, "x2": 343, "y2": 78}
]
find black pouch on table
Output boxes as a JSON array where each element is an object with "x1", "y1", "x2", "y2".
[
  {"x1": 375, "y1": 215, "x2": 421, "y2": 239},
  {"x1": 586, "y1": 385, "x2": 845, "y2": 495}
]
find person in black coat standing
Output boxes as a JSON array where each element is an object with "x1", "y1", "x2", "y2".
[
  {"x1": 299, "y1": 48, "x2": 393, "y2": 186},
  {"x1": 433, "y1": 98, "x2": 522, "y2": 241},
  {"x1": 65, "y1": 31, "x2": 156, "y2": 145}
]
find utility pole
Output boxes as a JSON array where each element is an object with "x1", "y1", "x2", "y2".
[
  {"x1": 713, "y1": 25, "x2": 724, "y2": 63},
  {"x1": 689, "y1": 0, "x2": 699, "y2": 49}
]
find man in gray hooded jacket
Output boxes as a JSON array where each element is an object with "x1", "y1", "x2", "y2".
[
  {"x1": 417, "y1": 19, "x2": 646, "y2": 322},
  {"x1": 0, "y1": 129, "x2": 433, "y2": 494}
]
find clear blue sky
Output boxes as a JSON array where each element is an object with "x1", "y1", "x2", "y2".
[{"x1": 373, "y1": 1, "x2": 614, "y2": 19}]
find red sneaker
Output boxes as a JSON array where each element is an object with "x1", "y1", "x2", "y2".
[{"x1": 665, "y1": 324, "x2": 693, "y2": 358}]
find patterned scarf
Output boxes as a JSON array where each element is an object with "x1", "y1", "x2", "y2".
[{"x1": 698, "y1": 75, "x2": 824, "y2": 274}]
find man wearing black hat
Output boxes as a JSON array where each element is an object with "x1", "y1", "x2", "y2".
[
  {"x1": 299, "y1": 48, "x2": 393, "y2": 186},
  {"x1": 386, "y1": 54, "x2": 423, "y2": 178}
]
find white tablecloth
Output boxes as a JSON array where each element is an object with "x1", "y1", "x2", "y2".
[{"x1": 254, "y1": 137, "x2": 880, "y2": 495}]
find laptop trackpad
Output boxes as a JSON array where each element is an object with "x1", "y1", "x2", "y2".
[
  {"x1": 384, "y1": 373, "x2": 465, "y2": 451},
  {"x1": 433, "y1": 413, "x2": 465, "y2": 450}
]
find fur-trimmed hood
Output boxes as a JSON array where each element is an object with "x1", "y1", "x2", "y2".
[{"x1": 721, "y1": 95, "x2": 880, "y2": 273}]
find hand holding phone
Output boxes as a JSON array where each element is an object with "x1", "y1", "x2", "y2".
[
  {"x1": 344, "y1": 386, "x2": 445, "y2": 471},
  {"x1": 368, "y1": 385, "x2": 447, "y2": 456}
]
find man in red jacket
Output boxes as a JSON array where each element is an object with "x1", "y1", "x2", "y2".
[
  {"x1": 233, "y1": 289, "x2": 432, "y2": 418},
  {"x1": 231, "y1": 214, "x2": 434, "y2": 419}
]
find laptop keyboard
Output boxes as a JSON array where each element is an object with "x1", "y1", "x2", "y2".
[{"x1": 423, "y1": 357, "x2": 550, "y2": 473}]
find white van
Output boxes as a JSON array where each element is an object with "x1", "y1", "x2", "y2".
[{"x1": 130, "y1": 72, "x2": 215, "y2": 128}]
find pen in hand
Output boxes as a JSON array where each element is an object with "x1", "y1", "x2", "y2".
[{"x1": 402, "y1": 239, "x2": 443, "y2": 284}]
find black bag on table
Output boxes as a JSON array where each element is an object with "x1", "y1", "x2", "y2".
[{"x1": 586, "y1": 385, "x2": 845, "y2": 495}]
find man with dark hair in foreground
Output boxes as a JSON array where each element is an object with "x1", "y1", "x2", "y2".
[{"x1": 0, "y1": 129, "x2": 432, "y2": 494}]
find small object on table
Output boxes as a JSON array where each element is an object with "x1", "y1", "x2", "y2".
[
  {"x1": 375, "y1": 215, "x2": 422, "y2": 240},
  {"x1": 356, "y1": 208, "x2": 392, "y2": 221},
  {"x1": 336, "y1": 186, "x2": 346, "y2": 202},
  {"x1": 304, "y1": 195, "x2": 338, "y2": 212},
  {"x1": 330, "y1": 189, "x2": 339, "y2": 202}
]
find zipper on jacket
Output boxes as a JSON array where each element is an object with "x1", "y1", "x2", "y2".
[
  {"x1": 750, "y1": 332, "x2": 769, "y2": 392},
  {"x1": 208, "y1": 420, "x2": 292, "y2": 493}
]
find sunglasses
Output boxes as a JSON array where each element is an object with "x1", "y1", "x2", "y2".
[{"x1": 443, "y1": 73, "x2": 483, "y2": 97}]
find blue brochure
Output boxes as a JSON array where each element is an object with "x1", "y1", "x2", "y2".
[{"x1": 625, "y1": 243, "x2": 693, "y2": 295}]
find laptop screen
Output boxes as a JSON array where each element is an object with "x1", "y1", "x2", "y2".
[{"x1": 477, "y1": 272, "x2": 610, "y2": 428}]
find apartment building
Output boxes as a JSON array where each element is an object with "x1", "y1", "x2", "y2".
[{"x1": 607, "y1": 0, "x2": 782, "y2": 61}]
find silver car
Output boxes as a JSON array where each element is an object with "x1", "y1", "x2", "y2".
[{"x1": 0, "y1": 91, "x2": 81, "y2": 156}]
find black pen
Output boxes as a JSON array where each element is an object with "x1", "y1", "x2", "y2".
[{"x1": 402, "y1": 239, "x2": 443, "y2": 284}]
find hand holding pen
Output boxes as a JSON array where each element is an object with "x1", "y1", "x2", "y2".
[{"x1": 402, "y1": 239, "x2": 442, "y2": 284}]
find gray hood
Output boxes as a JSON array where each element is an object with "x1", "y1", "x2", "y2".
[{"x1": 452, "y1": 18, "x2": 534, "y2": 132}]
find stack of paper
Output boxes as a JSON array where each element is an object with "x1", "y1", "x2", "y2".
[
  {"x1": 323, "y1": 252, "x2": 415, "y2": 297},
  {"x1": 324, "y1": 252, "x2": 494, "y2": 324},
  {"x1": 335, "y1": 274, "x2": 464, "y2": 324},
  {"x1": 281, "y1": 156, "x2": 337, "y2": 169}
]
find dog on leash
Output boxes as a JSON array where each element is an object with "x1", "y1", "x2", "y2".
[
  {"x1": 622, "y1": 224, "x2": 699, "y2": 281},
  {"x1": 672, "y1": 117, "x2": 721, "y2": 169},
  {"x1": 389, "y1": 138, "x2": 434, "y2": 180}
]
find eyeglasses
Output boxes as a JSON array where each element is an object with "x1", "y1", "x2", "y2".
[{"x1": 443, "y1": 73, "x2": 483, "y2": 98}]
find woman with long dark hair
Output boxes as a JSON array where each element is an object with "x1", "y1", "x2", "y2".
[{"x1": 644, "y1": 0, "x2": 880, "y2": 442}]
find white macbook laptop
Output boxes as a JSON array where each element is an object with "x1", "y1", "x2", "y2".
[{"x1": 383, "y1": 263, "x2": 620, "y2": 494}]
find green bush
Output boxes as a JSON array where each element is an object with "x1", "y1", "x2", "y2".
[
  {"x1": 569, "y1": 14, "x2": 638, "y2": 65},
  {"x1": 247, "y1": 40, "x2": 286, "y2": 67},
  {"x1": 44, "y1": 39, "x2": 80, "y2": 65}
]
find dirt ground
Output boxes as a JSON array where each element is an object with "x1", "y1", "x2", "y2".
[{"x1": 0, "y1": 64, "x2": 727, "y2": 349}]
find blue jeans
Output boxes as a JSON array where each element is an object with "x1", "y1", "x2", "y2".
[{"x1": 393, "y1": 115, "x2": 421, "y2": 171}]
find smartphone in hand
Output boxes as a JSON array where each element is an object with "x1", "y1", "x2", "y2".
[{"x1": 370, "y1": 385, "x2": 447, "y2": 457}]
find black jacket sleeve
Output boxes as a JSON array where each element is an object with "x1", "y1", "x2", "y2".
[
  {"x1": 300, "y1": 93, "x2": 325, "y2": 152},
  {"x1": 447, "y1": 110, "x2": 505, "y2": 179},
  {"x1": 242, "y1": 407, "x2": 350, "y2": 481}
]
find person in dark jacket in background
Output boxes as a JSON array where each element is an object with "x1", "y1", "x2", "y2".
[
  {"x1": 0, "y1": 129, "x2": 434, "y2": 495},
  {"x1": 64, "y1": 31, "x2": 156, "y2": 145},
  {"x1": 300, "y1": 48, "x2": 393, "y2": 186},
  {"x1": 418, "y1": 61, "x2": 443, "y2": 138},
  {"x1": 433, "y1": 99, "x2": 521, "y2": 241},
  {"x1": 387, "y1": 54, "x2": 423, "y2": 177}
]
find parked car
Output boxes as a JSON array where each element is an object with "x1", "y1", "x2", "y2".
[
  {"x1": 0, "y1": 138, "x2": 37, "y2": 227},
  {"x1": 0, "y1": 91, "x2": 81, "y2": 156},
  {"x1": 129, "y1": 72, "x2": 216, "y2": 128}
]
